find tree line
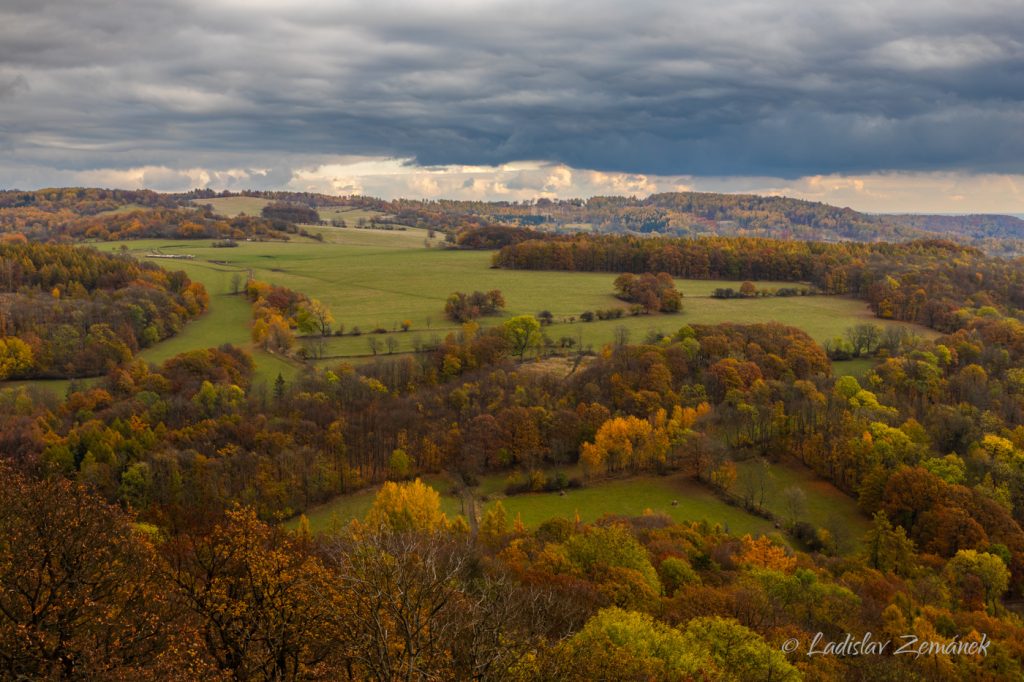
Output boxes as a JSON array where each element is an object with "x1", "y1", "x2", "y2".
[{"x1": 494, "y1": 234, "x2": 1024, "y2": 332}]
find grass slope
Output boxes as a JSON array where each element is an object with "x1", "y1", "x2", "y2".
[
  {"x1": 293, "y1": 472, "x2": 779, "y2": 540},
  {"x1": 486, "y1": 475, "x2": 777, "y2": 537},
  {"x1": 734, "y1": 459, "x2": 870, "y2": 550},
  {"x1": 98, "y1": 237, "x2": 935, "y2": 368},
  {"x1": 99, "y1": 246, "x2": 303, "y2": 387},
  {"x1": 191, "y1": 196, "x2": 271, "y2": 216},
  {"x1": 288, "y1": 474, "x2": 465, "y2": 532}
]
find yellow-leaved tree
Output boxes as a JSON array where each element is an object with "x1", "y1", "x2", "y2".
[
  {"x1": 365, "y1": 478, "x2": 449, "y2": 532},
  {"x1": 738, "y1": 534, "x2": 797, "y2": 572},
  {"x1": 580, "y1": 415, "x2": 666, "y2": 477},
  {"x1": 0, "y1": 337, "x2": 33, "y2": 380}
]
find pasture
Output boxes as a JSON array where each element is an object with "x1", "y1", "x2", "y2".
[
  {"x1": 292, "y1": 471, "x2": 780, "y2": 541},
  {"x1": 483, "y1": 475, "x2": 779, "y2": 537},
  {"x1": 98, "y1": 235, "x2": 935, "y2": 369},
  {"x1": 191, "y1": 197, "x2": 415, "y2": 235},
  {"x1": 733, "y1": 459, "x2": 870, "y2": 551},
  {"x1": 96, "y1": 245, "x2": 305, "y2": 386},
  {"x1": 191, "y1": 196, "x2": 272, "y2": 216},
  {"x1": 291, "y1": 474, "x2": 465, "y2": 533},
  {"x1": 288, "y1": 461, "x2": 868, "y2": 554},
  {"x1": 832, "y1": 357, "x2": 877, "y2": 378}
]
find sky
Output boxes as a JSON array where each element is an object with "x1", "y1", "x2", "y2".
[{"x1": 1, "y1": 0, "x2": 1023, "y2": 213}]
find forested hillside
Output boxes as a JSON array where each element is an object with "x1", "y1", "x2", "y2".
[
  {"x1": 0, "y1": 188, "x2": 313, "y2": 241},
  {"x1": 5, "y1": 188, "x2": 1023, "y2": 253},
  {"x1": 5, "y1": 299, "x2": 1024, "y2": 677},
  {"x1": 0, "y1": 238, "x2": 208, "y2": 378},
  {"x1": 189, "y1": 189, "x2": 1024, "y2": 253},
  {"x1": 5, "y1": 191, "x2": 1024, "y2": 679}
]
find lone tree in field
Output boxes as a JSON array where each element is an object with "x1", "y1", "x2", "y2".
[
  {"x1": 503, "y1": 315, "x2": 542, "y2": 360},
  {"x1": 782, "y1": 486, "x2": 806, "y2": 527}
]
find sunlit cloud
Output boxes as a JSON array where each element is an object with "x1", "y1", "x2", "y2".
[{"x1": 20, "y1": 156, "x2": 1022, "y2": 214}]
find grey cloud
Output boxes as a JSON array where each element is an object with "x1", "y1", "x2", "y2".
[
  {"x1": 1, "y1": 0, "x2": 1023, "y2": 188},
  {"x1": 0, "y1": 74, "x2": 28, "y2": 100}
]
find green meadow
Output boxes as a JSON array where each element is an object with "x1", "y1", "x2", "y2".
[
  {"x1": 290, "y1": 474, "x2": 466, "y2": 534},
  {"x1": 97, "y1": 234, "x2": 934, "y2": 372},
  {"x1": 734, "y1": 459, "x2": 870, "y2": 550},
  {"x1": 290, "y1": 460, "x2": 866, "y2": 553},
  {"x1": 831, "y1": 357, "x2": 878, "y2": 379},
  {"x1": 99, "y1": 247, "x2": 304, "y2": 387},
  {"x1": 291, "y1": 470, "x2": 780, "y2": 541},
  {"x1": 483, "y1": 475, "x2": 778, "y2": 537},
  {"x1": 192, "y1": 195, "x2": 273, "y2": 216}
]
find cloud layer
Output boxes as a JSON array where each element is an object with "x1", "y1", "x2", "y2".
[{"x1": 1, "y1": 0, "x2": 1023, "y2": 207}]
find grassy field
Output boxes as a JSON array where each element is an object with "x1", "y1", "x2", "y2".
[
  {"x1": 289, "y1": 462, "x2": 862, "y2": 555},
  {"x1": 734, "y1": 459, "x2": 869, "y2": 550},
  {"x1": 192, "y1": 196, "x2": 272, "y2": 216},
  {"x1": 97, "y1": 246, "x2": 304, "y2": 387},
  {"x1": 316, "y1": 206, "x2": 397, "y2": 226},
  {"x1": 10, "y1": 232, "x2": 932, "y2": 395},
  {"x1": 97, "y1": 203, "x2": 152, "y2": 215},
  {"x1": 287, "y1": 474, "x2": 466, "y2": 532},
  {"x1": 292, "y1": 471, "x2": 779, "y2": 540},
  {"x1": 302, "y1": 224, "x2": 445, "y2": 248},
  {"x1": 832, "y1": 357, "x2": 877, "y2": 378},
  {"x1": 485, "y1": 475, "x2": 778, "y2": 537},
  {"x1": 97, "y1": 237, "x2": 935, "y2": 369}
]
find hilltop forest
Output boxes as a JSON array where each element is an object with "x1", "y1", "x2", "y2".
[{"x1": 3, "y1": 187, "x2": 1024, "y2": 254}]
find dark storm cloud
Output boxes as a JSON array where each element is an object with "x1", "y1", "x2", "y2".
[{"x1": 1, "y1": 0, "x2": 1023, "y2": 185}]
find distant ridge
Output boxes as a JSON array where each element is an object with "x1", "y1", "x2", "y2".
[
  {"x1": 884, "y1": 213, "x2": 1024, "y2": 240},
  {"x1": 3, "y1": 187, "x2": 1024, "y2": 255}
]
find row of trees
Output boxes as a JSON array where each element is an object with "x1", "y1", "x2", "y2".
[
  {"x1": 261, "y1": 201, "x2": 321, "y2": 224},
  {"x1": 711, "y1": 281, "x2": 813, "y2": 298},
  {"x1": 1, "y1": 205, "x2": 305, "y2": 242}
]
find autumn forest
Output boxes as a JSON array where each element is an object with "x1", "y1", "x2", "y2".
[{"x1": 3, "y1": 188, "x2": 1024, "y2": 680}]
